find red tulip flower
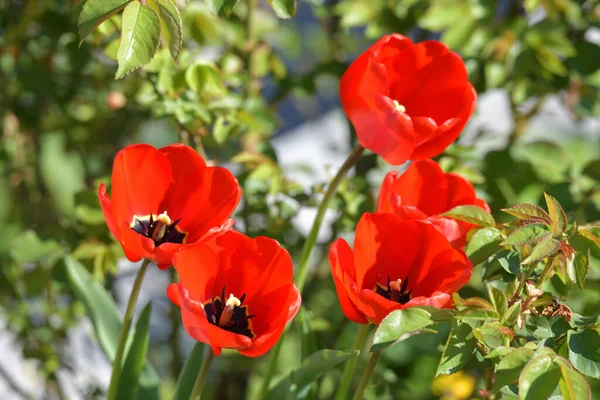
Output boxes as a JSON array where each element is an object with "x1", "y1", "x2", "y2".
[
  {"x1": 329, "y1": 213, "x2": 472, "y2": 325},
  {"x1": 340, "y1": 34, "x2": 477, "y2": 165},
  {"x1": 378, "y1": 159, "x2": 489, "y2": 249},
  {"x1": 98, "y1": 144, "x2": 241, "y2": 269},
  {"x1": 167, "y1": 231, "x2": 301, "y2": 356}
]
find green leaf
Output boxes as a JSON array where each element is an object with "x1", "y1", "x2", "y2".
[
  {"x1": 185, "y1": 62, "x2": 226, "y2": 95},
  {"x1": 206, "y1": 0, "x2": 240, "y2": 17},
  {"x1": 116, "y1": 302, "x2": 153, "y2": 400},
  {"x1": 64, "y1": 257, "x2": 160, "y2": 400},
  {"x1": 297, "y1": 308, "x2": 318, "y2": 361},
  {"x1": 116, "y1": 2, "x2": 161, "y2": 79},
  {"x1": 436, "y1": 323, "x2": 476, "y2": 376},
  {"x1": 465, "y1": 227, "x2": 503, "y2": 265},
  {"x1": 578, "y1": 228, "x2": 600, "y2": 251},
  {"x1": 173, "y1": 342, "x2": 205, "y2": 400},
  {"x1": 502, "y1": 203, "x2": 551, "y2": 223},
  {"x1": 521, "y1": 236, "x2": 561, "y2": 265},
  {"x1": 555, "y1": 357, "x2": 592, "y2": 400},
  {"x1": 9, "y1": 230, "x2": 62, "y2": 265},
  {"x1": 78, "y1": 0, "x2": 134, "y2": 43},
  {"x1": 265, "y1": 350, "x2": 359, "y2": 400},
  {"x1": 493, "y1": 348, "x2": 536, "y2": 392},
  {"x1": 147, "y1": 0, "x2": 183, "y2": 60},
  {"x1": 454, "y1": 308, "x2": 500, "y2": 321},
  {"x1": 501, "y1": 301, "x2": 521, "y2": 327},
  {"x1": 440, "y1": 205, "x2": 495, "y2": 227},
  {"x1": 568, "y1": 329, "x2": 600, "y2": 379},
  {"x1": 213, "y1": 116, "x2": 234, "y2": 145},
  {"x1": 474, "y1": 322, "x2": 506, "y2": 349},
  {"x1": 268, "y1": 0, "x2": 297, "y2": 18},
  {"x1": 488, "y1": 286, "x2": 507, "y2": 316},
  {"x1": 494, "y1": 251, "x2": 522, "y2": 276},
  {"x1": 567, "y1": 250, "x2": 589, "y2": 289},
  {"x1": 371, "y1": 308, "x2": 434, "y2": 352},
  {"x1": 503, "y1": 223, "x2": 550, "y2": 246},
  {"x1": 519, "y1": 355, "x2": 561, "y2": 400},
  {"x1": 544, "y1": 193, "x2": 567, "y2": 237}
]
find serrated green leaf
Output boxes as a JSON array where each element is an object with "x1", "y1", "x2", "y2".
[
  {"x1": 147, "y1": 0, "x2": 183, "y2": 60},
  {"x1": 519, "y1": 355, "x2": 561, "y2": 400},
  {"x1": 371, "y1": 308, "x2": 433, "y2": 352},
  {"x1": 578, "y1": 228, "x2": 600, "y2": 250},
  {"x1": 78, "y1": 0, "x2": 134, "y2": 43},
  {"x1": 568, "y1": 329, "x2": 600, "y2": 379},
  {"x1": 436, "y1": 323, "x2": 476, "y2": 376},
  {"x1": 465, "y1": 227, "x2": 503, "y2": 265},
  {"x1": 503, "y1": 223, "x2": 550, "y2": 246},
  {"x1": 268, "y1": 0, "x2": 297, "y2": 18},
  {"x1": 544, "y1": 193, "x2": 567, "y2": 237},
  {"x1": 555, "y1": 357, "x2": 592, "y2": 400},
  {"x1": 521, "y1": 236, "x2": 561, "y2": 265},
  {"x1": 173, "y1": 342, "x2": 205, "y2": 400},
  {"x1": 493, "y1": 348, "x2": 536, "y2": 392},
  {"x1": 567, "y1": 250, "x2": 589, "y2": 289},
  {"x1": 488, "y1": 286, "x2": 507, "y2": 316},
  {"x1": 116, "y1": 302, "x2": 152, "y2": 400},
  {"x1": 440, "y1": 205, "x2": 495, "y2": 227},
  {"x1": 455, "y1": 308, "x2": 500, "y2": 321},
  {"x1": 116, "y1": 2, "x2": 161, "y2": 79},
  {"x1": 501, "y1": 301, "x2": 521, "y2": 327},
  {"x1": 474, "y1": 322, "x2": 506, "y2": 349},
  {"x1": 502, "y1": 203, "x2": 552, "y2": 223}
]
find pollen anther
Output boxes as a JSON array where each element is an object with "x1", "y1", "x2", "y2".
[
  {"x1": 392, "y1": 100, "x2": 406, "y2": 113},
  {"x1": 218, "y1": 294, "x2": 242, "y2": 327}
]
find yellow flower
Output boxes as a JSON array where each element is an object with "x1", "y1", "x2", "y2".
[{"x1": 431, "y1": 371, "x2": 476, "y2": 400}]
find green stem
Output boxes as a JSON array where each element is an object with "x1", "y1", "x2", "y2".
[
  {"x1": 190, "y1": 350, "x2": 215, "y2": 400},
  {"x1": 295, "y1": 143, "x2": 364, "y2": 292},
  {"x1": 334, "y1": 324, "x2": 371, "y2": 400},
  {"x1": 106, "y1": 258, "x2": 150, "y2": 400},
  {"x1": 352, "y1": 350, "x2": 382, "y2": 400},
  {"x1": 257, "y1": 338, "x2": 283, "y2": 399}
]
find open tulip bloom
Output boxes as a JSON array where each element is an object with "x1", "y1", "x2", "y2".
[
  {"x1": 329, "y1": 212, "x2": 472, "y2": 325},
  {"x1": 340, "y1": 34, "x2": 477, "y2": 166},
  {"x1": 168, "y1": 230, "x2": 301, "y2": 357},
  {"x1": 378, "y1": 159, "x2": 489, "y2": 249},
  {"x1": 99, "y1": 143, "x2": 241, "y2": 269}
]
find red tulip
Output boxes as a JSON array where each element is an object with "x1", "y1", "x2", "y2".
[
  {"x1": 329, "y1": 213, "x2": 472, "y2": 325},
  {"x1": 340, "y1": 34, "x2": 477, "y2": 165},
  {"x1": 378, "y1": 159, "x2": 489, "y2": 249},
  {"x1": 168, "y1": 231, "x2": 301, "y2": 357},
  {"x1": 98, "y1": 144, "x2": 241, "y2": 269}
]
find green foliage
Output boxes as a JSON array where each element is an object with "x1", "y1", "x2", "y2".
[{"x1": 371, "y1": 308, "x2": 434, "y2": 352}]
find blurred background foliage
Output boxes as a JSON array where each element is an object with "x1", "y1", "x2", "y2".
[{"x1": 0, "y1": 0, "x2": 599, "y2": 399}]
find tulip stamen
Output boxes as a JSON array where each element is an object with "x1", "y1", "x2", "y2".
[
  {"x1": 392, "y1": 100, "x2": 406, "y2": 113},
  {"x1": 375, "y1": 275, "x2": 412, "y2": 304},
  {"x1": 204, "y1": 286, "x2": 254, "y2": 338},
  {"x1": 130, "y1": 211, "x2": 187, "y2": 246}
]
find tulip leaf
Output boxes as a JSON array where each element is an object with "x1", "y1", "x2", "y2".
[
  {"x1": 371, "y1": 308, "x2": 434, "y2": 352},
  {"x1": 544, "y1": 193, "x2": 567, "y2": 237},
  {"x1": 440, "y1": 205, "x2": 495, "y2": 227},
  {"x1": 147, "y1": 0, "x2": 183, "y2": 60},
  {"x1": 555, "y1": 357, "x2": 592, "y2": 400},
  {"x1": 465, "y1": 227, "x2": 503, "y2": 265},
  {"x1": 502, "y1": 203, "x2": 552, "y2": 223},
  {"x1": 492, "y1": 347, "x2": 536, "y2": 392},
  {"x1": 502, "y1": 223, "x2": 550, "y2": 246},
  {"x1": 436, "y1": 323, "x2": 476, "y2": 376},
  {"x1": 268, "y1": 0, "x2": 297, "y2": 18},
  {"x1": 521, "y1": 236, "x2": 561, "y2": 265},
  {"x1": 265, "y1": 349, "x2": 359, "y2": 400},
  {"x1": 116, "y1": 302, "x2": 153, "y2": 400},
  {"x1": 518, "y1": 355, "x2": 561, "y2": 400},
  {"x1": 116, "y1": 2, "x2": 161, "y2": 79},
  {"x1": 567, "y1": 249, "x2": 589, "y2": 289},
  {"x1": 568, "y1": 329, "x2": 600, "y2": 379},
  {"x1": 78, "y1": 0, "x2": 133, "y2": 44},
  {"x1": 173, "y1": 342, "x2": 206, "y2": 400},
  {"x1": 64, "y1": 257, "x2": 160, "y2": 400}
]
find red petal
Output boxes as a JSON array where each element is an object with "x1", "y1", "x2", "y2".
[
  {"x1": 98, "y1": 183, "x2": 121, "y2": 243},
  {"x1": 111, "y1": 144, "x2": 172, "y2": 227},
  {"x1": 172, "y1": 241, "x2": 221, "y2": 301},
  {"x1": 154, "y1": 243, "x2": 183, "y2": 270},
  {"x1": 159, "y1": 144, "x2": 207, "y2": 179},
  {"x1": 329, "y1": 239, "x2": 369, "y2": 324},
  {"x1": 357, "y1": 288, "x2": 404, "y2": 325},
  {"x1": 117, "y1": 220, "x2": 152, "y2": 262},
  {"x1": 244, "y1": 284, "x2": 295, "y2": 340},
  {"x1": 403, "y1": 292, "x2": 452, "y2": 309}
]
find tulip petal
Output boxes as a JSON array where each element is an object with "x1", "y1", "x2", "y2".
[
  {"x1": 98, "y1": 183, "x2": 121, "y2": 243},
  {"x1": 172, "y1": 241, "x2": 221, "y2": 301}
]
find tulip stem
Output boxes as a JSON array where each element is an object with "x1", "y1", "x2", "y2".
[
  {"x1": 295, "y1": 143, "x2": 364, "y2": 292},
  {"x1": 106, "y1": 258, "x2": 150, "y2": 400},
  {"x1": 334, "y1": 324, "x2": 371, "y2": 400},
  {"x1": 190, "y1": 349, "x2": 215, "y2": 400},
  {"x1": 352, "y1": 350, "x2": 382, "y2": 400}
]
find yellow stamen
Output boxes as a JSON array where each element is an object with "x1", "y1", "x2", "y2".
[
  {"x1": 392, "y1": 100, "x2": 406, "y2": 113},
  {"x1": 389, "y1": 279, "x2": 403, "y2": 302},
  {"x1": 151, "y1": 211, "x2": 172, "y2": 242},
  {"x1": 218, "y1": 294, "x2": 241, "y2": 326}
]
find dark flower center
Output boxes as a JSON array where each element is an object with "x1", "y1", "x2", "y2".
[
  {"x1": 204, "y1": 286, "x2": 255, "y2": 338},
  {"x1": 375, "y1": 275, "x2": 412, "y2": 304},
  {"x1": 130, "y1": 212, "x2": 187, "y2": 246}
]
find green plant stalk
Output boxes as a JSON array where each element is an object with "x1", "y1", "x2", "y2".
[
  {"x1": 334, "y1": 324, "x2": 371, "y2": 400},
  {"x1": 190, "y1": 349, "x2": 215, "y2": 400},
  {"x1": 257, "y1": 144, "x2": 365, "y2": 399},
  {"x1": 106, "y1": 258, "x2": 150, "y2": 400},
  {"x1": 352, "y1": 350, "x2": 382, "y2": 400}
]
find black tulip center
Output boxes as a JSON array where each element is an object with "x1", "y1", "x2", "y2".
[
  {"x1": 131, "y1": 212, "x2": 187, "y2": 246},
  {"x1": 204, "y1": 286, "x2": 255, "y2": 338},
  {"x1": 375, "y1": 275, "x2": 412, "y2": 305}
]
